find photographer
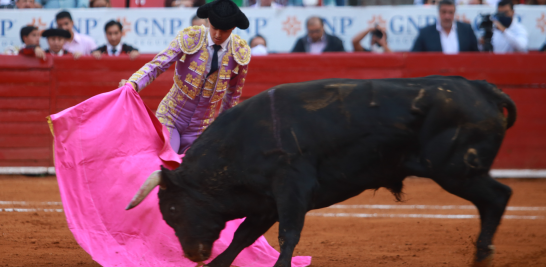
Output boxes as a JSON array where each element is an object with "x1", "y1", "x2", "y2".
[
  {"x1": 489, "y1": 0, "x2": 528, "y2": 53},
  {"x1": 411, "y1": 0, "x2": 478, "y2": 53},
  {"x1": 352, "y1": 25, "x2": 391, "y2": 53}
]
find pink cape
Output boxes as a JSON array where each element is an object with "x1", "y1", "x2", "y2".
[{"x1": 49, "y1": 85, "x2": 311, "y2": 267}]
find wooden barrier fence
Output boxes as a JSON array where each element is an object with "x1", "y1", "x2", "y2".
[{"x1": 1, "y1": 53, "x2": 545, "y2": 169}]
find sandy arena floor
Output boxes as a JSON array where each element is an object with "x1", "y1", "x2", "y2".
[{"x1": 0, "y1": 176, "x2": 545, "y2": 267}]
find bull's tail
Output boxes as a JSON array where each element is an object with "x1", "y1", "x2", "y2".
[{"x1": 478, "y1": 82, "x2": 517, "y2": 129}]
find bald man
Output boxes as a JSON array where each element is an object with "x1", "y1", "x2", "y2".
[{"x1": 291, "y1": 16, "x2": 345, "y2": 54}]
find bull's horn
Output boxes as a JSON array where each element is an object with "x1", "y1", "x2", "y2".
[{"x1": 126, "y1": 170, "x2": 163, "y2": 210}]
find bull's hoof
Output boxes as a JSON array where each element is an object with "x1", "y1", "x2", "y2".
[{"x1": 472, "y1": 245, "x2": 495, "y2": 267}]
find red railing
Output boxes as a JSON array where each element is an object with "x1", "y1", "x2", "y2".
[{"x1": 1, "y1": 53, "x2": 545, "y2": 168}]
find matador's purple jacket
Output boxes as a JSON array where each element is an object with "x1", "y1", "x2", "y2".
[{"x1": 128, "y1": 25, "x2": 250, "y2": 153}]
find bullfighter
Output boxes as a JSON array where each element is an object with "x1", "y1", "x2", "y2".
[{"x1": 120, "y1": 0, "x2": 251, "y2": 154}]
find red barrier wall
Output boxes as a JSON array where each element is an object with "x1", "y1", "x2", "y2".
[{"x1": 1, "y1": 53, "x2": 545, "y2": 169}]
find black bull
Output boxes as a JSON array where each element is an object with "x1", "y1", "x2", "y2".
[{"x1": 127, "y1": 76, "x2": 516, "y2": 267}]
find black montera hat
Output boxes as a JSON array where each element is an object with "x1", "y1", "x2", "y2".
[
  {"x1": 42, "y1": 28, "x2": 71, "y2": 39},
  {"x1": 196, "y1": 0, "x2": 249, "y2": 30}
]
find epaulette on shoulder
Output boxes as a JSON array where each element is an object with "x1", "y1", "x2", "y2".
[
  {"x1": 230, "y1": 34, "x2": 251, "y2": 66},
  {"x1": 178, "y1": 25, "x2": 206, "y2": 55}
]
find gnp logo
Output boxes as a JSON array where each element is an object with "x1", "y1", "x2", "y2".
[
  {"x1": 28, "y1": 18, "x2": 48, "y2": 34},
  {"x1": 281, "y1": 16, "x2": 354, "y2": 37},
  {"x1": 134, "y1": 17, "x2": 186, "y2": 36},
  {"x1": 368, "y1": 15, "x2": 387, "y2": 28},
  {"x1": 537, "y1": 13, "x2": 546, "y2": 33},
  {"x1": 1, "y1": 17, "x2": 50, "y2": 37},
  {"x1": 385, "y1": 14, "x2": 436, "y2": 46},
  {"x1": 1, "y1": 19, "x2": 15, "y2": 36},
  {"x1": 282, "y1": 16, "x2": 302, "y2": 36},
  {"x1": 388, "y1": 15, "x2": 436, "y2": 34},
  {"x1": 117, "y1": 17, "x2": 132, "y2": 37}
]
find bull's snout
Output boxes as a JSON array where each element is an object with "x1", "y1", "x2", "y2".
[{"x1": 183, "y1": 243, "x2": 211, "y2": 262}]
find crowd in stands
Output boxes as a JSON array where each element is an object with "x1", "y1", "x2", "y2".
[
  {"x1": 1, "y1": 0, "x2": 545, "y2": 8},
  {"x1": 2, "y1": 0, "x2": 546, "y2": 57},
  {"x1": 5, "y1": 10, "x2": 141, "y2": 59}
]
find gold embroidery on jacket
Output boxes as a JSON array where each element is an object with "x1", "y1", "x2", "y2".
[
  {"x1": 196, "y1": 64, "x2": 205, "y2": 75},
  {"x1": 199, "y1": 48, "x2": 209, "y2": 62},
  {"x1": 174, "y1": 73, "x2": 185, "y2": 89},
  {"x1": 231, "y1": 34, "x2": 251, "y2": 65},
  {"x1": 222, "y1": 54, "x2": 229, "y2": 66},
  {"x1": 178, "y1": 25, "x2": 206, "y2": 55},
  {"x1": 191, "y1": 76, "x2": 202, "y2": 88},
  {"x1": 181, "y1": 84, "x2": 198, "y2": 99},
  {"x1": 185, "y1": 73, "x2": 193, "y2": 83},
  {"x1": 189, "y1": 61, "x2": 197, "y2": 71}
]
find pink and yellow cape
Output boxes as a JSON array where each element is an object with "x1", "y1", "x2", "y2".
[{"x1": 48, "y1": 84, "x2": 311, "y2": 267}]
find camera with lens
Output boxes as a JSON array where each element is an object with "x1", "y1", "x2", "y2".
[
  {"x1": 372, "y1": 29, "x2": 383, "y2": 39},
  {"x1": 479, "y1": 12, "x2": 513, "y2": 52},
  {"x1": 479, "y1": 13, "x2": 494, "y2": 52}
]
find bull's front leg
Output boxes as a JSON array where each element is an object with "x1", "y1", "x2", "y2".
[
  {"x1": 206, "y1": 215, "x2": 277, "y2": 267},
  {"x1": 273, "y1": 161, "x2": 315, "y2": 267}
]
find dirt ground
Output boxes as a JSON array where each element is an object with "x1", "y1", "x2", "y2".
[{"x1": 0, "y1": 176, "x2": 545, "y2": 267}]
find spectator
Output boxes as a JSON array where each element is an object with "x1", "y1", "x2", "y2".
[
  {"x1": 16, "y1": 0, "x2": 38, "y2": 8},
  {"x1": 0, "y1": 0, "x2": 38, "y2": 8},
  {"x1": 168, "y1": 0, "x2": 193, "y2": 6},
  {"x1": 491, "y1": 0, "x2": 528, "y2": 53},
  {"x1": 411, "y1": 0, "x2": 478, "y2": 53},
  {"x1": 36, "y1": 0, "x2": 88, "y2": 8},
  {"x1": 56, "y1": 11, "x2": 97, "y2": 55},
  {"x1": 168, "y1": 0, "x2": 206, "y2": 6},
  {"x1": 42, "y1": 28, "x2": 80, "y2": 57},
  {"x1": 191, "y1": 15, "x2": 209, "y2": 27},
  {"x1": 352, "y1": 26, "x2": 391, "y2": 53},
  {"x1": 455, "y1": 0, "x2": 483, "y2": 4},
  {"x1": 250, "y1": 0, "x2": 283, "y2": 7},
  {"x1": 527, "y1": 0, "x2": 546, "y2": 4},
  {"x1": 249, "y1": 35, "x2": 268, "y2": 55},
  {"x1": 291, "y1": 16, "x2": 345, "y2": 54},
  {"x1": 92, "y1": 20, "x2": 139, "y2": 60},
  {"x1": 90, "y1": 0, "x2": 110, "y2": 7},
  {"x1": 4, "y1": 26, "x2": 45, "y2": 58},
  {"x1": 0, "y1": 0, "x2": 14, "y2": 8}
]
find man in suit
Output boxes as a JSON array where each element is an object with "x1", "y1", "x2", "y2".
[
  {"x1": 291, "y1": 16, "x2": 345, "y2": 54},
  {"x1": 411, "y1": 0, "x2": 478, "y2": 53},
  {"x1": 92, "y1": 20, "x2": 139, "y2": 60}
]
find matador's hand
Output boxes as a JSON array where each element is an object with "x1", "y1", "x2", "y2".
[
  {"x1": 119, "y1": 79, "x2": 138, "y2": 92},
  {"x1": 119, "y1": 79, "x2": 128, "y2": 88}
]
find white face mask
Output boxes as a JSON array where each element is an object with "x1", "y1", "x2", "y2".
[
  {"x1": 251, "y1": 44, "x2": 268, "y2": 56},
  {"x1": 370, "y1": 43, "x2": 385, "y2": 53}
]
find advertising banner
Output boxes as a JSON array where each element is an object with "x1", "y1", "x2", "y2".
[{"x1": 1, "y1": 6, "x2": 545, "y2": 53}]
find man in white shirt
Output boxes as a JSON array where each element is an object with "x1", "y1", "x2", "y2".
[{"x1": 491, "y1": 0, "x2": 528, "y2": 53}]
